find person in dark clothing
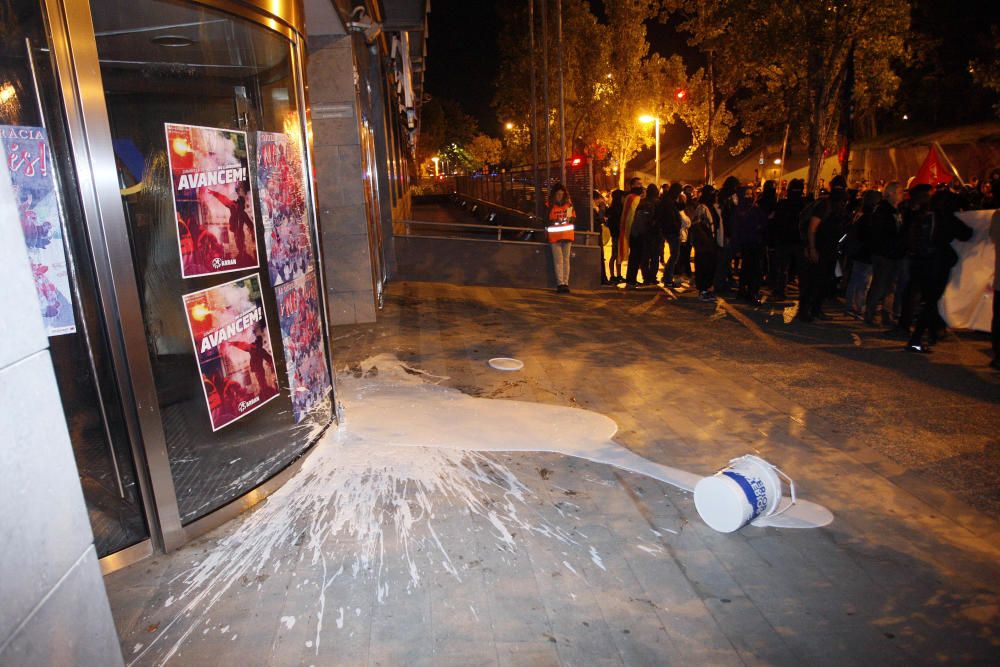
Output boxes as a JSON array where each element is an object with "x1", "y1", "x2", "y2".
[
  {"x1": 714, "y1": 175, "x2": 741, "y2": 293},
  {"x1": 605, "y1": 189, "x2": 625, "y2": 283},
  {"x1": 625, "y1": 185, "x2": 657, "y2": 287},
  {"x1": 844, "y1": 189, "x2": 881, "y2": 317},
  {"x1": 732, "y1": 185, "x2": 767, "y2": 303},
  {"x1": 690, "y1": 186, "x2": 720, "y2": 300},
  {"x1": 990, "y1": 209, "x2": 1000, "y2": 370},
  {"x1": 678, "y1": 185, "x2": 696, "y2": 277},
  {"x1": 799, "y1": 175, "x2": 849, "y2": 322},
  {"x1": 904, "y1": 186, "x2": 973, "y2": 350},
  {"x1": 657, "y1": 182, "x2": 684, "y2": 286},
  {"x1": 643, "y1": 184, "x2": 664, "y2": 284},
  {"x1": 864, "y1": 182, "x2": 905, "y2": 325},
  {"x1": 768, "y1": 179, "x2": 805, "y2": 300},
  {"x1": 900, "y1": 185, "x2": 939, "y2": 351}
]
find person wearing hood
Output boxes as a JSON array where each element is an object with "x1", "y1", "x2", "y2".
[
  {"x1": 732, "y1": 184, "x2": 767, "y2": 304},
  {"x1": 713, "y1": 175, "x2": 741, "y2": 294},
  {"x1": 768, "y1": 178, "x2": 806, "y2": 300},
  {"x1": 798, "y1": 174, "x2": 849, "y2": 322}
]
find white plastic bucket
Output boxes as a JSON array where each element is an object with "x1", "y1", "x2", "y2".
[{"x1": 693, "y1": 455, "x2": 796, "y2": 533}]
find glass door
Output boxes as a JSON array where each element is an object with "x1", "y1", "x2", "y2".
[
  {"x1": 1, "y1": 0, "x2": 148, "y2": 558},
  {"x1": 89, "y1": 0, "x2": 333, "y2": 525}
]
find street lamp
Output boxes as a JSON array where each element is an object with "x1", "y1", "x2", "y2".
[
  {"x1": 504, "y1": 122, "x2": 514, "y2": 131},
  {"x1": 639, "y1": 115, "x2": 660, "y2": 186},
  {"x1": 431, "y1": 156, "x2": 440, "y2": 177}
]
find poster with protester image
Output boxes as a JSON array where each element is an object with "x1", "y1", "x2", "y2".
[
  {"x1": 2, "y1": 124, "x2": 77, "y2": 336},
  {"x1": 165, "y1": 123, "x2": 259, "y2": 278},
  {"x1": 275, "y1": 271, "x2": 331, "y2": 423},
  {"x1": 255, "y1": 130, "x2": 315, "y2": 286},
  {"x1": 183, "y1": 274, "x2": 280, "y2": 431}
]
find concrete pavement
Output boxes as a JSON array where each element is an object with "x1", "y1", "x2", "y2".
[{"x1": 105, "y1": 281, "x2": 1000, "y2": 665}]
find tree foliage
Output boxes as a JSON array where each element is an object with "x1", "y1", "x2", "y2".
[{"x1": 971, "y1": 26, "x2": 1000, "y2": 118}]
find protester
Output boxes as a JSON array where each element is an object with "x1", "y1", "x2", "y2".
[
  {"x1": 768, "y1": 178, "x2": 805, "y2": 300},
  {"x1": 690, "y1": 186, "x2": 720, "y2": 301},
  {"x1": 618, "y1": 177, "x2": 643, "y2": 280},
  {"x1": 625, "y1": 184, "x2": 658, "y2": 287},
  {"x1": 594, "y1": 190, "x2": 611, "y2": 285},
  {"x1": 732, "y1": 184, "x2": 766, "y2": 304},
  {"x1": 991, "y1": 207, "x2": 1000, "y2": 370},
  {"x1": 865, "y1": 182, "x2": 904, "y2": 326},
  {"x1": 678, "y1": 195, "x2": 695, "y2": 281},
  {"x1": 606, "y1": 189, "x2": 625, "y2": 284},
  {"x1": 547, "y1": 183, "x2": 575, "y2": 294},
  {"x1": 714, "y1": 176, "x2": 741, "y2": 294},
  {"x1": 844, "y1": 189, "x2": 881, "y2": 318},
  {"x1": 658, "y1": 182, "x2": 684, "y2": 287},
  {"x1": 798, "y1": 175, "x2": 849, "y2": 322}
]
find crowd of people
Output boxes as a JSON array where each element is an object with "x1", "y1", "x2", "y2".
[{"x1": 570, "y1": 169, "x2": 1000, "y2": 369}]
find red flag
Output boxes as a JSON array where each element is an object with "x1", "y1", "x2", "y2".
[{"x1": 912, "y1": 145, "x2": 949, "y2": 186}]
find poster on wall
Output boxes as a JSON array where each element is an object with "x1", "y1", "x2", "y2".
[
  {"x1": 255, "y1": 131, "x2": 315, "y2": 287},
  {"x1": 183, "y1": 274, "x2": 280, "y2": 431},
  {"x1": 275, "y1": 272, "x2": 331, "y2": 423},
  {"x1": 1, "y1": 125, "x2": 77, "y2": 336},
  {"x1": 165, "y1": 123, "x2": 259, "y2": 278}
]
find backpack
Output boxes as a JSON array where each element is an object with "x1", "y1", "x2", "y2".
[{"x1": 630, "y1": 202, "x2": 655, "y2": 238}]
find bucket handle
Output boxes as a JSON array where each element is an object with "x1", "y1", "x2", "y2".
[{"x1": 769, "y1": 465, "x2": 797, "y2": 517}]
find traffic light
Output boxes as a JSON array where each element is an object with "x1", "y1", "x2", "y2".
[{"x1": 675, "y1": 89, "x2": 687, "y2": 101}]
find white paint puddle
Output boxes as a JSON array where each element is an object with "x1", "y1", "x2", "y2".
[{"x1": 127, "y1": 353, "x2": 831, "y2": 666}]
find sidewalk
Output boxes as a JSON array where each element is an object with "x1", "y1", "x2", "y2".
[{"x1": 106, "y1": 281, "x2": 1000, "y2": 666}]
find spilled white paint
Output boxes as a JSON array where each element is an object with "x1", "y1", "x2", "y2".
[
  {"x1": 126, "y1": 353, "x2": 831, "y2": 666},
  {"x1": 589, "y1": 546, "x2": 606, "y2": 571}
]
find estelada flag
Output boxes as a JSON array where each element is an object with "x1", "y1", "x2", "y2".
[{"x1": 911, "y1": 144, "x2": 959, "y2": 187}]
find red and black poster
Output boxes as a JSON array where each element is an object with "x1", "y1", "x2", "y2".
[
  {"x1": 166, "y1": 123, "x2": 259, "y2": 278},
  {"x1": 275, "y1": 272, "x2": 331, "y2": 423},
  {"x1": 183, "y1": 274, "x2": 280, "y2": 431}
]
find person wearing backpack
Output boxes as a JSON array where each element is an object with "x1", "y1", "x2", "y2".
[
  {"x1": 690, "y1": 186, "x2": 721, "y2": 301},
  {"x1": 625, "y1": 184, "x2": 658, "y2": 287}
]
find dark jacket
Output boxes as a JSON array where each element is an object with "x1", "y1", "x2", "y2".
[
  {"x1": 655, "y1": 197, "x2": 682, "y2": 239},
  {"x1": 769, "y1": 194, "x2": 805, "y2": 246},
  {"x1": 732, "y1": 202, "x2": 766, "y2": 250},
  {"x1": 869, "y1": 200, "x2": 903, "y2": 259}
]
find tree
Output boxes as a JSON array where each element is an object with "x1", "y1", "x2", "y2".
[
  {"x1": 659, "y1": 1, "x2": 748, "y2": 184},
  {"x1": 494, "y1": 0, "x2": 609, "y2": 168},
  {"x1": 417, "y1": 98, "x2": 480, "y2": 166},
  {"x1": 467, "y1": 134, "x2": 503, "y2": 169},
  {"x1": 765, "y1": 0, "x2": 909, "y2": 193},
  {"x1": 971, "y1": 26, "x2": 1000, "y2": 118}
]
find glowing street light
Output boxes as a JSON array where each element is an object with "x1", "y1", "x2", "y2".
[
  {"x1": 504, "y1": 122, "x2": 514, "y2": 131},
  {"x1": 431, "y1": 156, "x2": 440, "y2": 177},
  {"x1": 638, "y1": 115, "x2": 661, "y2": 185}
]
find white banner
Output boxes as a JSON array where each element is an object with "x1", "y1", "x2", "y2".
[{"x1": 940, "y1": 209, "x2": 995, "y2": 332}]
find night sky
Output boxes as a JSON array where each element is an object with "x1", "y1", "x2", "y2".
[{"x1": 424, "y1": 0, "x2": 999, "y2": 137}]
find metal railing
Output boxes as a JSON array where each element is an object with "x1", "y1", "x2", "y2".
[{"x1": 397, "y1": 218, "x2": 602, "y2": 247}]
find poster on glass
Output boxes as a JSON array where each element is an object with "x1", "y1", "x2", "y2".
[
  {"x1": 183, "y1": 274, "x2": 280, "y2": 431},
  {"x1": 2, "y1": 125, "x2": 77, "y2": 336},
  {"x1": 256, "y1": 130, "x2": 314, "y2": 286},
  {"x1": 165, "y1": 123, "x2": 259, "y2": 278},
  {"x1": 275, "y1": 272, "x2": 331, "y2": 423}
]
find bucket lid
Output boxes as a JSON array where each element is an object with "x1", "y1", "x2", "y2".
[
  {"x1": 488, "y1": 357, "x2": 524, "y2": 371},
  {"x1": 694, "y1": 475, "x2": 751, "y2": 533}
]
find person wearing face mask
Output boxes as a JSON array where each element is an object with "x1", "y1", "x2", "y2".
[{"x1": 714, "y1": 175, "x2": 741, "y2": 294}]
